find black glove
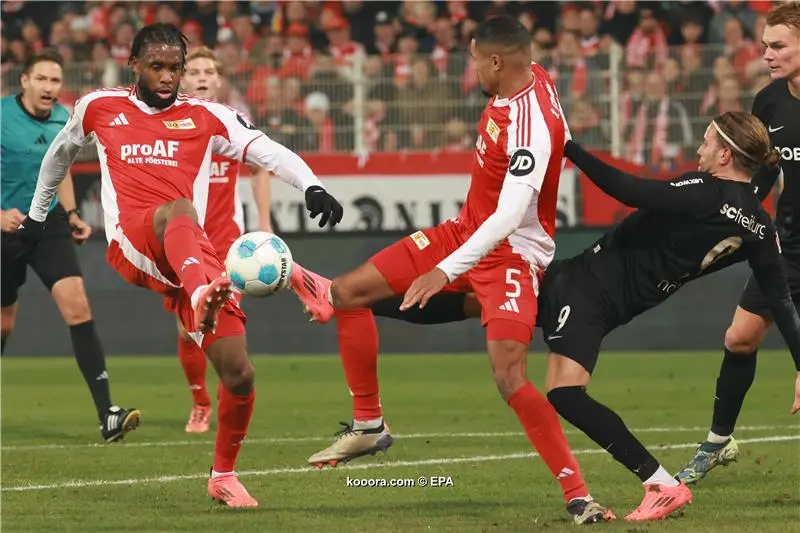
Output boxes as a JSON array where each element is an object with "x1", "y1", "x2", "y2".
[
  {"x1": 16, "y1": 216, "x2": 45, "y2": 243},
  {"x1": 305, "y1": 185, "x2": 344, "y2": 228}
]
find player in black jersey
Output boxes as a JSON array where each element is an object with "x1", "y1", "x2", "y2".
[
  {"x1": 677, "y1": 2, "x2": 800, "y2": 484},
  {"x1": 369, "y1": 111, "x2": 800, "y2": 521}
]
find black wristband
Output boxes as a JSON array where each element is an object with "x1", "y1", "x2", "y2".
[{"x1": 66, "y1": 208, "x2": 80, "y2": 218}]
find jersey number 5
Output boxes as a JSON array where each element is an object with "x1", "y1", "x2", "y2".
[{"x1": 505, "y1": 268, "x2": 522, "y2": 298}]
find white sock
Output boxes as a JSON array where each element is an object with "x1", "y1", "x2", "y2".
[
  {"x1": 211, "y1": 469, "x2": 233, "y2": 479},
  {"x1": 190, "y1": 285, "x2": 208, "y2": 309},
  {"x1": 352, "y1": 417, "x2": 383, "y2": 431},
  {"x1": 706, "y1": 431, "x2": 730, "y2": 444},
  {"x1": 643, "y1": 466, "x2": 679, "y2": 487}
]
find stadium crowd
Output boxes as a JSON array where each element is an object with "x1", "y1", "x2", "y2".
[{"x1": 0, "y1": 0, "x2": 780, "y2": 164}]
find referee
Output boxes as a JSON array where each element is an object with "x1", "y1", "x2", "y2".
[{"x1": 1, "y1": 50, "x2": 140, "y2": 442}]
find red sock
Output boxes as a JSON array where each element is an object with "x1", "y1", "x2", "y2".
[
  {"x1": 508, "y1": 382, "x2": 589, "y2": 503},
  {"x1": 213, "y1": 386, "x2": 255, "y2": 473},
  {"x1": 164, "y1": 215, "x2": 208, "y2": 299},
  {"x1": 335, "y1": 308, "x2": 381, "y2": 421},
  {"x1": 177, "y1": 335, "x2": 210, "y2": 406}
]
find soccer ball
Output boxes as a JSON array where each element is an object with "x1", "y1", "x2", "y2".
[{"x1": 225, "y1": 232, "x2": 293, "y2": 297}]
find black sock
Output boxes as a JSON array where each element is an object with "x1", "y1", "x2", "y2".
[
  {"x1": 371, "y1": 293, "x2": 468, "y2": 324},
  {"x1": 69, "y1": 320, "x2": 112, "y2": 419},
  {"x1": 548, "y1": 386, "x2": 660, "y2": 482},
  {"x1": 1, "y1": 333, "x2": 7, "y2": 353},
  {"x1": 711, "y1": 349, "x2": 757, "y2": 437}
]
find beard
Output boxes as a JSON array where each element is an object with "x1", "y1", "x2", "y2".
[{"x1": 136, "y1": 80, "x2": 178, "y2": 109}]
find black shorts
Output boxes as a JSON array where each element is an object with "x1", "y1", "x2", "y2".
[
  {"x1": 738, "y1": 252, "x2": 800, "y2": 319},
  {"x1": 1, "y1": 205, "x2": 83, "y2": 308},
  {"x1": 538, "y1": 257, "x2": 618, "y2": 374}
]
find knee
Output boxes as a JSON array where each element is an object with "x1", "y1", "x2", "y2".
[
  {"x1": 53, "y1": 280, "x2": 93, "y2": 325},
  {"x1": 490, "y1": 342, "x2": 528, "y2": 401},
  {"x1": 169, "y1": 198, "x2": 198, "y2": 222},
  {"x1": 331, "y1": 276, "x2": 362, "y2": 309},
  {"x1": 547, "y1": 386, "x2": 583, "y2": 416},
  {"x1": 220, "y1": 355, "x2": 255, "y2": 395},
  {"x1": 724, "y1": 324, "x2": 761, "y2": 354}
]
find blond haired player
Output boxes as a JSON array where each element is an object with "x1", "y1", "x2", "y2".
[{"x1": 177, "y1": 46, "x2": 272, "y2": 433}]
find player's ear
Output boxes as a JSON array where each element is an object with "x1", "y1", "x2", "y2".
[
  {"x1": 19, "y1": 72, "x2": 29, "y2": 91},
  {"x1": 491, "y1": 53, "x2": 502, "y2": 72}
]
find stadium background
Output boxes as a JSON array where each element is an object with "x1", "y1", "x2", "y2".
[{"x1": 0, "y1": 0, "x2": 788, "y2": 354}]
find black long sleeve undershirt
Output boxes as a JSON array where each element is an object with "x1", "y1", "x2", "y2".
[{"x1": 564, "y1": 140, "x2": 717, "y2": 213}]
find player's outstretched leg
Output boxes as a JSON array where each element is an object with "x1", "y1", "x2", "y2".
[
  {"x1": 488, "y1": 328, "x2": 614, "y2": 524},
  {"x1": 300, "y1": 261, "x2": 396, "y2": 468},
  {"x1": 677, "y1": 308, "x2": 760, "y2": 483},
  {"x1": 204, "y1": 331, "x2": 257, "y2": 508},
  {"x1": 177, "y1": 317, "x2": 212, "y2": 433},
  {"x1": 546, "y1": 354, "x2": 691, "y2": 522}
]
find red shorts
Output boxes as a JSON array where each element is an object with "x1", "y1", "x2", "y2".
[
  {"x1": 105, "y1": 206, "x2": 246, "y2": 348},
  {"x1": 370, "y1": 221, "x2": 540, "y2": 344}
]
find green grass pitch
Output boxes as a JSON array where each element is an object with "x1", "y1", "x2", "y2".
[{"x1": 2, "y1": 352, "x2": 798, "y2": 532}]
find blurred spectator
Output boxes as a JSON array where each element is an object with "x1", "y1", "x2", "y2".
[
  {"x1": 302, "y1": 91, "x2": 350, "y2": 152},
  {"x1": 550, "y1": 31, "x2": 590, "y2": 115},
  {"x1": 626, "y1": 6, "x2": 669, "y2": 69},
  {"x1": 722, "y1": 17, "x2": 761, "y2": 86},
  {"x1": 442, "y1": 117, "x2": 472, "y2": 152},
  {"x1": 579, "y1": 5, "x2": 601, "y2": 57},
  {"x1": 709, "y1": 0, "x2": 758, "y2": 43},
  {"x1": 569, "y1": 98, "x2": 607, "y2": 148},
  {"x1": 662, "y1": 57, "x2": 682, "y2": 94},
  {"x1": 324, "y1": 14, "x2": 365, "y2": 78},
  {"x1": 431, "y1": 16, "x2": 465, "y2": 81},
  {"x1": 367, "y1": 10, "x2": 397, "y2": 61},
  {"x1": 256, "y1": 77, "x2": 307, "y2": 149},
  {"x1": 232, "y1": 15, "x2": 259, "y2": 58},
  {"x1": 110, "y1": 21, "x2": 135, "y2": 65},
  {"x1": 394, "y1": 57, "x2": 452, "y2": 150},
  {"x1": 279, "y1": 24, "x2": 315, "y2": 80},
  {"x1": 561, "y1": 4, "x2": 581, "y2": 33},
  {"x1": 341, "y1": 1, "x2": 374, "y2": 47},
  {"x1": 624, "y1": 71, "x2": 692, "y2": 169},
  {"x1": 602, "y1": 0, "x2": 640, "y2": 45},
  {"x1": 708, "y1": 76, "x2": 744, "y2": 116},
  {"x1": 621, "y1": 67, "x2": 646, "y2": 132}
]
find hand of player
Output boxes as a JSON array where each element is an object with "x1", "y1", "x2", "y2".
[
  {"x1": 69, "y1": 214, "x2": 92, "y2": 244},
  {"x1": 1, "y1": 208, "x2": 25, "y2": 232},
  {"x1": 305, "y1": 185, "x2": 344, "y2": 228},
  {"x1": 792, "y1": 372, "x2": 800, "y2": 415},
  {"x1": 400, "y1": 268, "x2": 450, "y2": 311}
]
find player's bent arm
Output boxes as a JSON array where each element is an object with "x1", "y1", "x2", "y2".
[
  {"x1": 746, "y1": 236, "x2": 800, "y2": 370},
  {"x1": 28, "y1": 130, "x2": 85, "y2": 222},
  {"x1": 250, "y1": 165, "x2": 273, "y2": 231},
  {"x1": 28, "y1": 95, "x2": 94, "y2": 223},
  {"x1": 436, "y1": 181, "x2": 534, "y2": 282},
  {"x1": 206, "y1": 102, "x2": 324, "y2": 193},
  {"x1": 242, "y1": 135, "x2": 324, "y2": 192},
  {"x1": 57, "y1": 171, "x2": 78, "y2": 213},
  {"x1": 565, "y1": 140, "x2": 713, "y2": 212}
]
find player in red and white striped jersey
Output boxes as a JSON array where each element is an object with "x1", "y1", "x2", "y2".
[
  {"x1": 18, "y1": 23, "x2": 343, "y2": 508},
  {"x1": 290, "y1": 16, "x2": 612, "y2": 524},
  {"x1": 177, "y1": 47, "x2": 273, "y2": 434}
]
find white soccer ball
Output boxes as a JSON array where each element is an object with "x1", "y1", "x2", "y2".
[{"x1": 225, "y1": 231, "x2": 293, "y2": 297}]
